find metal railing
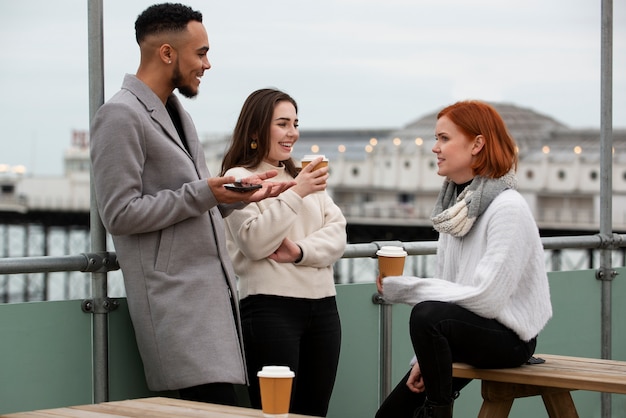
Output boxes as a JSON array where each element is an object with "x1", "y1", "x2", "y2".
[{"x1": 1, "y1": 234, "x2": 625, "y2": 408}]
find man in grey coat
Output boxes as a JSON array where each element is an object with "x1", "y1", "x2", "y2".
[{"x1": 89, "y1": 3, "x2": 294, "y2": 405}]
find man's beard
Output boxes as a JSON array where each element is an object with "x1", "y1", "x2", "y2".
[{"x1": 172, "y1": 65, "x2": 198, "y2": 99}]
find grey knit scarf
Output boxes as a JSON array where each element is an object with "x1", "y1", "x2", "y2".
[{"x1": 431, "y1": 170, "x2": 517, "y2": 237}]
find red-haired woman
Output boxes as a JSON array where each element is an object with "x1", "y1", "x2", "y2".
[{"x1": 376, "y1": 101, "x2": 552, "y2": 418}]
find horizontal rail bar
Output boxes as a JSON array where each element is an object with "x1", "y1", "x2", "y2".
[
  {"x1": 342, "y1": 234, "x2": 626, "y2": 259},
  {"x1": 542, "y1": 234, "x2": 624, "y2": 250},
  {"x1": 342, "y1": 240, "x2": 439, "y2": 258},
  {"x1": 0, "y1": 234, "x2": 624, "y2": 276},
  {"x1": 0, "y1": 252, "x2": 119, "y2": 275}
]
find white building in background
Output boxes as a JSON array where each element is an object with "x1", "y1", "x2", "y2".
[
  {"x1": 0, "y1": 131, "x2": 91, "y2": 214},
  {"x1": 339, "y1": 104, "x2": 626, "y2": 232},
  {"x1": 2, "y1": 102, "x2": 625, "y2": 233},
  {"x1": 204, "y1": 103, "x2": 626, "y2": 233}
]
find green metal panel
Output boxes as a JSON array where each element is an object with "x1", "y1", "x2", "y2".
[
  {"x1": 0, "y1": 300, "x2": 92, "y2": 414},
  {"x1": 611, "y1": 266, "x2": 626, "y2": 416},
  {"x1": 327, "y1": 269, "x2": 626, "y2": 418},
  {"x1": 107, "y1": 299, "x2": 163, "y2": 401},
  {"x1": 612, "y1": 267, "x2": 626, "y2": 358},
  {"x1": 328, "y1": 283, "x2": 381, "y2": 418},
  {"x1": 531, "y1": 268, "x2": 626, "y2": 418},
  {"x1": 1, "y1": 268, "x2": 625, "y2": 417}
]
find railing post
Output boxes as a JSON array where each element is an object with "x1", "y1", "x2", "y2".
[
  {"x1": 373, "y1": 293, "x2": 393, "y2": 403},
  {"x1": 88, "y1": 0, "x2": 108, "y2": 405},
  {"x1": 599, "y1": 0, "x2": 613, "y2": 416},
  {"x1": 370, "y1": 240, "x2": 405, "y2": 405}
]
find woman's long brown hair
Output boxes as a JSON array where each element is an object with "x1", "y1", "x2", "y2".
[{"x1": 221, "y1": 88, "x2": 299, "y2": 178}]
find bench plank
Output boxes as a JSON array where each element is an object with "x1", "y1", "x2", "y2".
[
  {"x1": 453, "y1": 354, "x2": 626, "y2": 395},
  {"x1": 0, "y1": 398, "x2": 318, "y2": 418}
]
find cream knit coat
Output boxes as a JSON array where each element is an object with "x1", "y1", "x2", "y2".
[
  {"x1": 383, "y1": 189, "x2": 552, "y2": 342},
  {"x1": 224, "y1": 162, "x2": 347, "y2": 300}
]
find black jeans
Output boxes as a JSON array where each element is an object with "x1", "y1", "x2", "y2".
[
  {"x1": 376, "y1": 301, "x2": 536, "y2": 418},
  {"x1": 179, "y1": 382, "x2": 238, "y2": 406},
  {"x1": 241, "y1": 294, "x2": 342, "y2": 417}
]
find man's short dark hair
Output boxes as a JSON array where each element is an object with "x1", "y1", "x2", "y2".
[{"x1": 135, "y1": 3, "x2": 203, "y2": 44}]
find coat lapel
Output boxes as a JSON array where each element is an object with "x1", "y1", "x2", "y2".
[
  {"x1": 122, "y1": 75, "x2": 192, "y2": 159},
  {"x1": 151, "y1": 95, "x2": 192, "y2": 159},
  {"x1": 166, "y1": 94, "x2": 207, "y2": 179}
]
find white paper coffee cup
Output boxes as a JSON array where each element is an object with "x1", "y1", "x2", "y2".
[
  {"x1": 376, "y1": 246, "x2": 407, "y2": 278},
  {"x1": 257, "y1": 366, "x2": 295, "y2": 417},
  {"x1": 301, "y1": 154, "x2": 328, "y2": 171}
]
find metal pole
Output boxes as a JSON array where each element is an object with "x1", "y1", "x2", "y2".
[
  {"x1": 599, "y1": 0, "x2": 614, "y2": 416},
  {"x1": 88, "y1": 0, "x2": 109, "y2": 404},
  {"x1": 23, "y1": 224, "x2": 30, "y2": 301},
  {"x1": 380, "y1": 303, "x2": 393, "y2": 400},
  {"x1": 65, "y1": 226, "x2": 71, "y2": 299},
  {"x1": 373, "y1": 293, "x2": 393, "y2": 402},
  {"x1": 2, "y1": 225, "x2": 8, "y2": 303},
  {"x1": 43, "y1": 225, "x2": 50, "y2": 300},
  {"x1": 371, "y1": 241, "x2": 405, "y2": 404}
]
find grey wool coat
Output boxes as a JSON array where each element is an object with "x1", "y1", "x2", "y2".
[{"x1": 90, "y1": 74, "x2": 247, "y2": 391}]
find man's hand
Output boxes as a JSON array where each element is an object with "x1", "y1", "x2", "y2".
[{"x1": 208, "y1": 170, "x2": 296, "y2": 204}]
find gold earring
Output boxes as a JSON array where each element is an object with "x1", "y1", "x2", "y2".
[{"x1": 250, "y1": 140, "x2": 257, "y2": 150}]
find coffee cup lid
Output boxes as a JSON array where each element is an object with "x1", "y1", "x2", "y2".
[
  {"x1": 257, "y1": 366, "x2": 295, "y2": 378},
  {"x1": 376, "y1": 246, "x2": 407, "y2": 257},
  {"x1": 302, "y1": 154, "x2": 328, "y2": 162}
]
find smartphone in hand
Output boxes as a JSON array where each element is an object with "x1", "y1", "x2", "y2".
[{"x1": 224, "y1": 182, "x2": 263, "y2": 193}]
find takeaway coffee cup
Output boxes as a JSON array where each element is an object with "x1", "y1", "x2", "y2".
[
  {"x1": 301, "y1": 154, "x2": 329, "y2": 171},
  {"x1": 376, "y1": 246, "x2": 407, "y2": 278},
  {"x1": 257, "y1": 366, "x2": 295, "y2": 417}
]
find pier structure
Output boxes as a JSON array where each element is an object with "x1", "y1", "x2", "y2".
[{"x1": 2, "y1": 104, "x2": 625, "y2": 302}]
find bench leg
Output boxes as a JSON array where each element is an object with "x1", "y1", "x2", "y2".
[
  {"x1": 542, "y1": 391, "x2": 579, "y2": 418},
  {"x1": 477, "y1": 398, "x2": 513, "y2": 418},
  {"x1": 477, "y1": 380, "x2": 579, "y2": 418},
  {"x1": 476, "y1": 381, "x2": 515, "y2": 418}
]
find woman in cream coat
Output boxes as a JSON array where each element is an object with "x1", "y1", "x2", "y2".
[{"x1": 220, "y1": 88, "x2": 347, "y2": 417}]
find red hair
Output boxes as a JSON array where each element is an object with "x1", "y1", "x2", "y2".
[{"x1": 437, "y1": 101, "x2": 518, "y2": 178}]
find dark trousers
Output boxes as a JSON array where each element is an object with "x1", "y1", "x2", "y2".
[
  {"x1": 241, "y1": 294, "x2": 342, "y2": 417},
  {"x1": 376, "y1": 301, "x2": 536, "y2": 418},
  {"x1": 179, "y1": 382, "x2": 238, "y2": 406}
]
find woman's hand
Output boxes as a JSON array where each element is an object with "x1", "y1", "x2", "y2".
[
  {"x1": 291, "y1": 156, "x2": 329, "y2": 198},
  {"x1": 376, "y1": 273, "x2": 384, "y2": 294},
  {"x1": 268, "y1": 238, "x2": 302, "y2": 263},
  {"x1": 406, "y1": 361, "x2": 425, "y2": 393}
]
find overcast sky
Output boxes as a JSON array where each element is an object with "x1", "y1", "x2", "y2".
[{"x1": 1, "y1": 0, "x2": 625, "y2": 175}]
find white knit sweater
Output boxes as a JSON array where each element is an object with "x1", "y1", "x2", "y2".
[
  {"x1": 383, "y1": 189, "x2": 552, "y2": 341},
  {"x1": 223, "y1": 162, "x2": 347, "y2": 300}
]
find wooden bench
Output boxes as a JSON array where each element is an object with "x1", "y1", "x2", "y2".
[
  {"x1": 0, "y1": 397, "x2": 317, "y2": 418},
  {"x1": 452, "y1": 354, "x2": 626, "y2": 418}
]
